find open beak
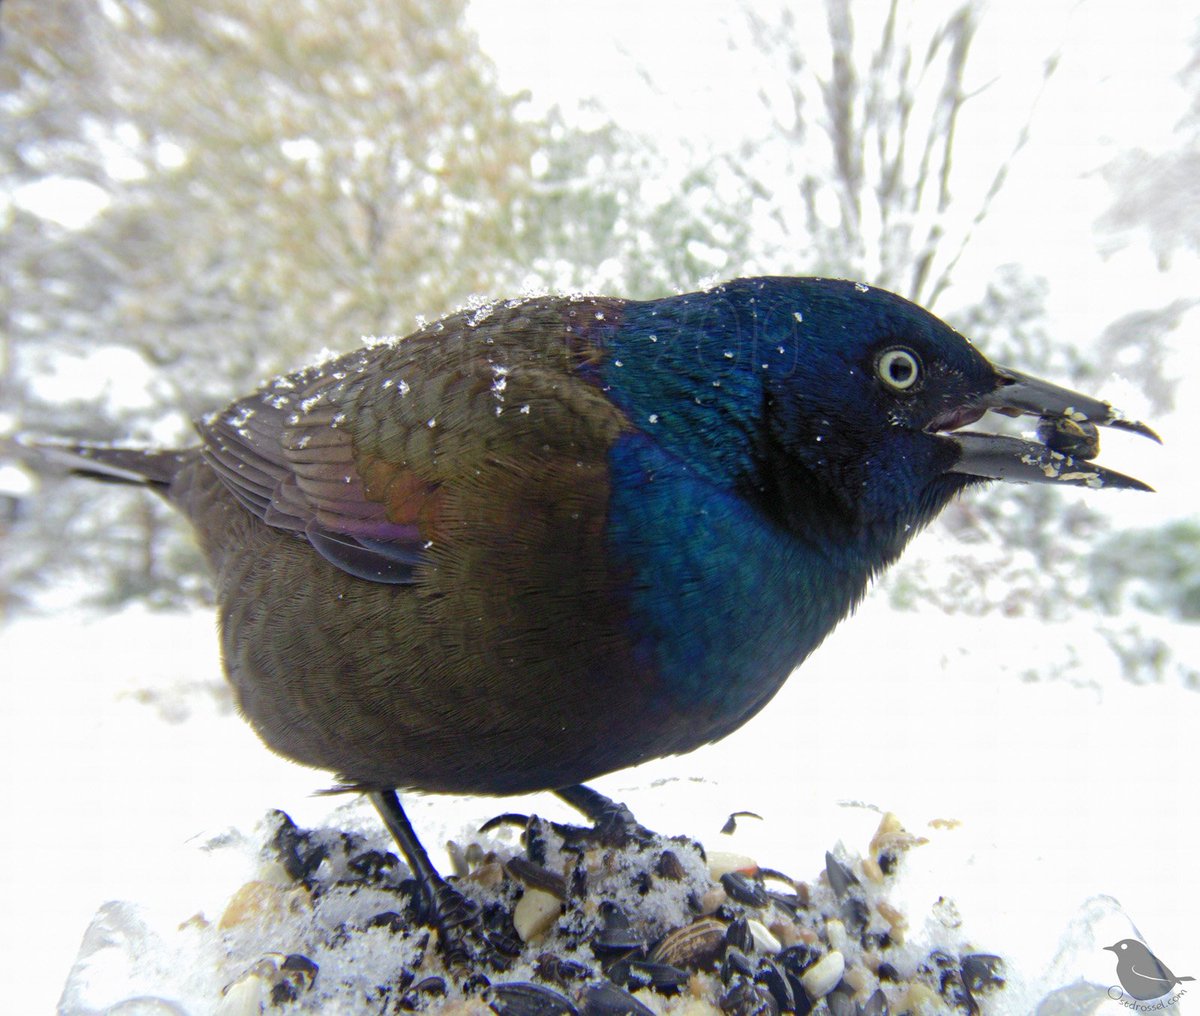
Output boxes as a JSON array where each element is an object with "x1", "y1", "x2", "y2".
[{"x1": 942, "y1": 366, "x2": 1160, "y2": 492}]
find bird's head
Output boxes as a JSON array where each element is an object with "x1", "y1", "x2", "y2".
[
  {"x1": 746, "y1": 278, "x2": 1157, "y2": 558},
  {"x1": 1106, "y1": 940, "x2": 1150, "y2": 956}
]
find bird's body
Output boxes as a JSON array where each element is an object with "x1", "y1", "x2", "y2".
[
  {"x1": 39, "y1": 277, "x2": 1155, "y2": 799},
  {"x1": 126, "y1": 281, "x2": 937, "y2": 794}
]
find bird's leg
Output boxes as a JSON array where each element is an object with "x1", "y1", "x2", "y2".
[
  {"x1": 369, "y1": 790, "x2": 475, "y2": 926},
  {"x1": 369, "y1": 790, "x2": 512, "y2": 970},
  {"x1": 554, "y1": 783, "x2": 657, "y2": 847}
]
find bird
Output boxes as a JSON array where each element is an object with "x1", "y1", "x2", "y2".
[
  {"x1": 29, "y1": 276, "x2": 1158, "y2": 961},
  {"x1": 1106, "y1": 939, "x2": 1194, "y2": 1000}
]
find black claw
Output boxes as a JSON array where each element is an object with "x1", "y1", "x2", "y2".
[
  {"x1": 425, "y1": 878, "x2": 479, "y2": 929},
  {"x1": 479, "y1": 812, "x2": 533, "y2": 834},
  {"x1": 438, "y1": 918, "x2": 516, "y2": 973},
  {"x1": 425, "y1": 882, "x2": 519, "y2": 973},
  {"x1": 554, "y1": 784, "x2": 659, "y2": 848}
]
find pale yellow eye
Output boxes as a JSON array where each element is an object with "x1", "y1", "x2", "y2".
[{"x1": 877, "y1": 348, "x2": 921, "y2": 391}]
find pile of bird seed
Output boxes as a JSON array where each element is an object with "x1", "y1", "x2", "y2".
[{"x1": 199, "y1": 807, "x2": 1006, "y2": 1015}]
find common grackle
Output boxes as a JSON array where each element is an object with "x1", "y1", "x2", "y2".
[{"x1": 31, "y1": 277, "x2": 1157, "y2": 961}]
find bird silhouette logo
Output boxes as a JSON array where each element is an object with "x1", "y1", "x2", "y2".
[{"x1": 1106, "y1": 939, "x2": 1194, "y2": 1002}]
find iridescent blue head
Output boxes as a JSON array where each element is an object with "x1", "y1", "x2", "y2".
[{"x1": 608, "y1": 276, "x2": 1155, "y2": 568}]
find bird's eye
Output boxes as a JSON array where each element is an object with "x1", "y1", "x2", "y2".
[{"x1": 876, "y1": 347, "x2": 921, "y2": 392}]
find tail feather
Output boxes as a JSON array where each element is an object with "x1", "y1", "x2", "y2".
[{"x1": 18, "y1": 436, "x2": 190, "y2": 489}]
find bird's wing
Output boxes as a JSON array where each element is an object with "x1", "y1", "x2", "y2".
[
  {"x1": 197, "y1": 344, "x2": 424, "y2": 582},
  {"x1": 196, "y1": 299, "x2": 628, "y2": 584},
  {"x1": 1130, "y1": 961, "x2": 1174, "y2": 986}
]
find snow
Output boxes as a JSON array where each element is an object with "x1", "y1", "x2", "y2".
[
  {"x1": 1, "y1": 585, "x2": 1196, "y2": 1013},
  {"x1": 13, "y1": 177, "x2": 111, "y2": 230},
  {"x1": 26, "y1": 346, "x2": 162, "y2": 415},
  {"x1": 0, "y1": 463, "x2": 35, "y2": 497}
]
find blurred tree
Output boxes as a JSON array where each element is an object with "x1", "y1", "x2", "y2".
[
  {"x1": 1081, "y1": 26, "x2": 1200, "y2": 657},
  {"x1": 1094, "y1": 21, "x2": 1198, "y2": 414},
  {"x1": 1100, "y1": 24, "x2": 1200, "y2": 269},
  {"x1": 729, "y1": 0, "x2": 1053, "y2": 309},
  {"x1": 0, "y1": 0, "x2": 727, "y2": 611},
  {"x1": 525, "y1": 114, "x2": 754, "y2": 299},
  {"x1": 10, "y1": 0, "x2": 558, "y2": 400},
  {"x1": 1089, "y1": 520, "x2": 1200, "y2": 622},
  {"x1": 1092, "y1": 21, "x2": 1197, "y2": 437}
]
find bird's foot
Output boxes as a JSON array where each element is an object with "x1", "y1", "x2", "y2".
[
  {"x1": 415, "y1": 875, "x2": 517, "y2": 973},
  {"x1": 478, "y1": 785, "x2": 661, "y2": 855},
  {"x1": 554, "y1": 784, "x2": 659, "y2": 849},
  {"x1": 369, "y1": 789, "x2": 518, "y2": 974}
]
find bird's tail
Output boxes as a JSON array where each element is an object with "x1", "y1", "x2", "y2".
[{"x1": 17, "y1": 436, "x2": 190, "y2": 490}]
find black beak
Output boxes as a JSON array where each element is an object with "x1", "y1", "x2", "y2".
[{"x1": 945, "y1": 366, "x2": 1160, "y2": 492}]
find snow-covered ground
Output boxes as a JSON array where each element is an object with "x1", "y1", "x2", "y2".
[{"x1": 2, "y1": 582, "x2": 1196, "y2": 1013}]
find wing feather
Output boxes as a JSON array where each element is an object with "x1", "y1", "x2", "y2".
[{"x1": 194, "y1": 298, "x2": 629, "y2": 585}]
